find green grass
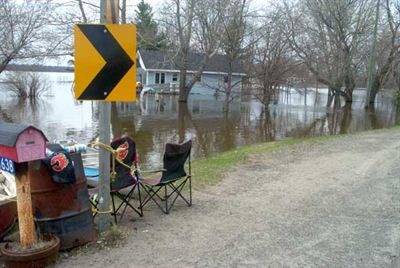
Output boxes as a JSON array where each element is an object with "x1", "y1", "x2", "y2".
[
  {"x1": 190, "y1": 125, "x2": 400, "y2": 189},
  {"x1": 191, "y1": 135, "x2": 331, "y2": 188}
]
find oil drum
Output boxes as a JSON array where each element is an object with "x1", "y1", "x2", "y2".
[{"x1": 29, "y1": 152, "x2": 95, "y2": 250}]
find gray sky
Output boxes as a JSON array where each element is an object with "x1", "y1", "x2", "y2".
[{"x1": 131, "y1": 0, "x2": 267, "y2": 12}]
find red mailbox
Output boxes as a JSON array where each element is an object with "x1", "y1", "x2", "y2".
[
  {"x1": 0, "y1": 122, "x2": 48, "y2": 163},
  {"x1": 0, "y1": 122, "x2": 49, "y2": 248}
]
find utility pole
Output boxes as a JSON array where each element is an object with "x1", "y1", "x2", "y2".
[
  {"x1": 97, "y1": 0, "x2": 119, "y2": 232},
  {"x1": 365, "y1": 0, "x2": 380, "y2": 108}
]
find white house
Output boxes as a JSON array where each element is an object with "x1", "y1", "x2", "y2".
[{"x1": 136, "y1": 50, "x2": 246, "y2": 95}]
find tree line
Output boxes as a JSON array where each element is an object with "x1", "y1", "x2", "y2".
[{"x1": 0, "y1": 0, "x2": 399, "y2": 110}]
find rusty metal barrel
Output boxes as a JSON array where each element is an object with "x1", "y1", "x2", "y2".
[{"x1": 29, "y1": 152, "x2": 95, "y2": 250}]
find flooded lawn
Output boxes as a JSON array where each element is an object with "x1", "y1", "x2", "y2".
[{"x1": 0, "y1": 72, "x2": 398, "y2": 168}]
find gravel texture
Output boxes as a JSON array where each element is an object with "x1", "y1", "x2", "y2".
[{"x1": 49, "y1": 129, "x2": 400, "y2": 267}]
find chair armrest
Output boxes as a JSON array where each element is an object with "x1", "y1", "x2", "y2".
[{"x1": 139, "y1": 168, "x2": 166, "y2": 173}]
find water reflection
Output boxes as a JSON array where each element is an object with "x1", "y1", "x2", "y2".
[{"x1": 0, "y1": 73, "x2": 399, "y2": 169}]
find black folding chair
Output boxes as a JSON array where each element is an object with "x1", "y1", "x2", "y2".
[
  {"x1": 89, "y1": 136, "x2": 143, "y2": 224},
  {"x1": 139, "y1": 139, "x2": 192, "y2": 214}
]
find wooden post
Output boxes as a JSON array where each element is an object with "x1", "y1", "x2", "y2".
[
  {"x1": 97, "y1": 0, "x2": 119, "y2": 232},
  {"x1": 15, "y1": 162, "x2": 37, "y2": 247}
]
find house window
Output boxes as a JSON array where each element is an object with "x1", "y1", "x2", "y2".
[
  {"x1": 155, "y1": 72, "x2": 165, "y2": 84},
  {"x1": 172, "y1": 73, "x2": 178, "y2": 82}
]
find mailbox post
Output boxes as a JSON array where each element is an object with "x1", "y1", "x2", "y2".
[{"x1": 0, "y1": 122, "x2": 47, "y2": 247}]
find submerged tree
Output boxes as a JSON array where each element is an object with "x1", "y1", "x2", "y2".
[
  {"x1": 284, "y1": 0, "x2": 374, "y2": 106},
  {"x1": 251, "y1": 8, "x2": 293, "y2": 109},
  {"x1": 366, "y1": 0, "x2": 400, "y2": 105},
  {"x1": 3, "y1": 72, "x2": 49, "y2": 99},
  {"x1": 160, "y1": 0, "x2": 222, "y2": 102},
  {"x1": 217, "y1": 0, "x2": 249, "y2": 112}
]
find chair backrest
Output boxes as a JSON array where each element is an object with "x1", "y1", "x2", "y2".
[
  {"x1": 161, "y1": 139, "x2": 192, "y2": 183},
  {"x1": 110, "y1": 135, "x2": 138, "y2": 167},
  {"x1": 110, "y1": 136, "x2": 138, "y2": 190}
]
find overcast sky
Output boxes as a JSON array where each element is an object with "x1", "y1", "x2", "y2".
[{"x1": 129, "y1": 0, "x2": 267, "y2": 13}]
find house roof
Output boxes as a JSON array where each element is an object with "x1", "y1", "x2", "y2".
[{"x1": 138, "y1": 50, "x2": 245, "y2": 75}]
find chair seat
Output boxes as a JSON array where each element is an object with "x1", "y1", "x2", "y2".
[
  {"x1": 139, "y1": 139, "x2": 192, "y2": 214},
  {"x1": 140, "y1": 174, "x2": 162, "y2": 186}
]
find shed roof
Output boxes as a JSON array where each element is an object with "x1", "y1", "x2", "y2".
[
  {"x1": 138, "y1": 50, "x2": 245, "y2": 75},
  {"x1": 0, "y1": 122, "x2": 47, "y2": 147}
]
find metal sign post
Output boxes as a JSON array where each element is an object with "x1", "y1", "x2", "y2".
[
  {"x1": 74, "y1": 0, "x2": 136, "y2": 232},
  {"x1": 97, "y1": 0, "x2": 116, "y2": 232}
]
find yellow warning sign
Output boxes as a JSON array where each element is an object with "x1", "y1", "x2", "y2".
[{"x1": 74, "y1": 24, "x2": 136, "y2": 101}]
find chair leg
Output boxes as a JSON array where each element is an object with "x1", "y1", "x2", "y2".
[
  {"x1": 137, "y1": 183, "x2": 143, "y2": 217},
  {"x1": 141, "y1": 177, "x2": 192, "y2": 214},
  {"x1": 115, "y1": 184, "x2": 143, "y2": 221},
  {"x1": 140, "y1": 184, "x2": 168, "y2": 214},
  {"x1": 164, "y1": 185, "x2": 169, "y2": 214},
  {"x1": 166, "y1": 179, "x2": 191, "y2": 210},
  {"x1": 189, "y1": 176, "x2": 192, "y2": 206}
]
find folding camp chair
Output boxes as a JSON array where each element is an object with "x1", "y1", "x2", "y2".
[
  {"x1": 88, "y1": 136, "x2": 143, "y2": 224},
  {"x1": 140, "y1": 139, "x2": 192, "y2": 214}
]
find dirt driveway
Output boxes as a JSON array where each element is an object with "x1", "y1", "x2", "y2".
[{"x1": 58, "y1": 129, "x2": 400, "y2": 267}]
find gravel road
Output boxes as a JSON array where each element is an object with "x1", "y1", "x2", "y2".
[{"x1": 58, "y1": 129, "x2": 400, "y2": 267}]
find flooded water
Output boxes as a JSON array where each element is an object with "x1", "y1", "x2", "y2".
[{"x1": 0, "y1": 72, "x2": 399, "y2": 169}]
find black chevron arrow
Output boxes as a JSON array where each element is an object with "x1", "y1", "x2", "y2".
[{"x1": 78, "y1": 25, "x2": 134, "y2": 100}]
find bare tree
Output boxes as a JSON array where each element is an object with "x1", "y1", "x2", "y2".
[
  {"x1": 251, "y1": 10, "x2": 293, "y2": 109},
  {"x1": 284, "y1": 0, "x2": 374, "y2": 106},
  {"x1": 392, "y1": 57, "x2": 400, "y2": 106},
  {"x1": 161, "y1": 0, "x2": 222, "y2": 102},
  {"x1": 0, "y1": 0, "x2": 58, "y2": 73},
  {"x1": 217, "y1": 0, "x2": 249, "y2": 112},
  {"x1": 367, "y1": 0, "x2": 400, "y2": 104},
  {"x1": 3, "y1": 72, "x2": 49, "y2": 99}
]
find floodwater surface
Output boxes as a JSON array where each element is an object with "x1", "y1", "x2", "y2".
[{"x1": 0, "y1": 72, "x2": 398, "y2": 168}]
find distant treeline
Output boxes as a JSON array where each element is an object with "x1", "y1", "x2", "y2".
[{"x1": 5, "y1": 64, "x2": 73, "y2": 73}]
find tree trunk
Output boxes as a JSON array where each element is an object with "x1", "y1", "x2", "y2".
[
  {"x1": 178, "y1": 102, "x2": 190, "y2": 143},
  {"x1": 368, "y1": 76, "x2": 381, "y2": 106},
  {"x1": 179, "y1": 87, "x2": 188, "y2": 102},
  {"x1": 121, "y1": 0, "x2": 126, "y2": 24},
  {"x1": 77, "y1": 0, "x2": 88, "y2": 23},
  {"x1": 0, "y1": 64, "x2": 7, "y2": 74},
  {"x1": 223, "y1": 71, "x2": 232, "y2": 113},
  {"x1": 343, "y1": 47, "x2": 355, "y2": 103},
  {"x1": 339, "y1": 103, "x2": 352, "y2": 134},
  {"x1": 367, "y1": 106, "x2": 380, "y2": 129},
  {"x1": 368, "y1": 50, "x2": 398, "y2": 105},
  {"x1": 0, "y1": 57, "x2": 12, "y2": 74},
  {"x1": 178, "y1": 48, "x2": 189, "y2": 102},
  {"x1": 327, "y1": 88, "x2": 335, "y2": 107},
  {"x1": 344, "y1": 74, "x2": 354, "y2": 103},
  {"x1": 396, "y1": 101, "x2": 400, "y2": 125},
  {"x1": 178, "y1": 68, "x2": 188, "y2": 102}
]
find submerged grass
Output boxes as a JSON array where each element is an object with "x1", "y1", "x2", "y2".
[{"x1": 190, "y1": 125, "x2": 400, "y2": 189}]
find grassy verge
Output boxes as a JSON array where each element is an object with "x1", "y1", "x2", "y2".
[
  {"x1": 191, "y1": 125, "x2": 400, "y2": 189},
  {"x1": 191, "y1": 135, "x2": 332, "y2": 188}
]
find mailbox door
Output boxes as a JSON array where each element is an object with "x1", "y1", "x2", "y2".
[{"x1": 15, "y1": 129, "x2": 46, "y2": 162}]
